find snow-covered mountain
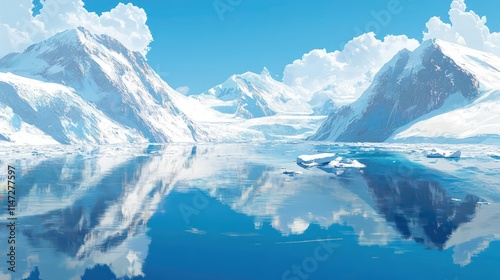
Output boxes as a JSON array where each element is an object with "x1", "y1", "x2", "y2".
[
  {"x1": 0, "y1": 27, "x2": 264, "y2": 144},
  {"x1": 309, "y1": 39, "x2": 500, "y2": 143},
  {"x1": 0, "y1": 27, "x2": 198, "y2": 142},
  {"x1": 195, "y1": 68, "x2": 312, "y2": 118}
]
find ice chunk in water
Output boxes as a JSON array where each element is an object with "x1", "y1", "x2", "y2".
[
  {"x1": 297, "y1": 153, "x2": 336, "y2": 167},
  {"x1": 426, "y1": 149, "x2": 461, "y2": 159}
]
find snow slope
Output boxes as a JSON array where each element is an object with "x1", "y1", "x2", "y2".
[
  {"x1": 309, "y1": 39, "x2": 500, "y2": 143},
  {"x1": 0, "y1": 72, "x2": 145, "y2": 144},
  {"x1": 0, "y1": 101, "x2": 58, "y2": 145}
]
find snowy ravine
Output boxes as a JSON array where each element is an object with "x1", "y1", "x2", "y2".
[
  {"x1": 309, "y1": 39, "x2": 500, "y2": 144},
  {"x1": 0, "y1": 27, "x2": 263, "y2": 144}
]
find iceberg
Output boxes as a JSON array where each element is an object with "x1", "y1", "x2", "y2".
[
  {"x1": 297, "y1": 153, "x2": 337, "y2": 167},
  {"x1": 426, "y1": 149, "x2": 461, "y2": 159},
  {"x1": 316, "y1": 157, "x2": 366, "y2": 176},
  {"x1": 326, "y1": 157, "x2": 366, "y2": 169}
]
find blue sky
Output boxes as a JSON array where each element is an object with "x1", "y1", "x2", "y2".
[{"x1": 36, "y1": 0, "x2": 500, "y2": 94}]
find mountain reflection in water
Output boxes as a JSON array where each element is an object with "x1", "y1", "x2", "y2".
[{"x1": 0, "y1": 143, "x2": 498, "y2": 279}]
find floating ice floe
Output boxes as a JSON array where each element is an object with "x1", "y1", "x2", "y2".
[
  {"x1": 283, "y1": 170, "x2": 303, "y2": 176},
  {"x1": 325, "y1": 157, "x2": 366, "y2": 169},
  {"x1": 185, "y1": 228, "x2": 207, "y2": 235},
  {"x1": 318, "y1": 157, "x2": 366, "y2": 176},
  {"x1": 297, "y1": 153, "x2": 337, "y2": 167},
  {"x1": 426, "y1": 149, "x2": 461, "y2": 159}
]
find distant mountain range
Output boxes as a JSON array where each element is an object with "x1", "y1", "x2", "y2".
[
  {"x1": 194, "y1": 67, "x2": 339, "y2": 118},
  {"x1": 1, "y1": 28, "x2": 499, "y2": 144}
]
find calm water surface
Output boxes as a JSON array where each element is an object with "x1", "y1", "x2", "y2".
[{"x1": 0, "y1": 143, "x2": 499, "y2": 280}]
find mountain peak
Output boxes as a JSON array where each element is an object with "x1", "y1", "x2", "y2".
[
  {"x1": 57, "y1": 26, "x2": 92, "y2": 39},
  {"x1": 0, "y1": 27, "x2": 145, "y2": 85},
  {"x1": 414, "y1": 38, "x2": 452, "y2": 55},
  {"x1": 0, "y1": 26, "x2": 159, "y2": 107},
  {"x1": 260, "y1": 67, "x2": 271, "y2": 77},
  {"x1": 38, "y1": 27, "x2": 98, "y2": 49},
  {"x1": 37, "y1": 27, "x2": 132, "y2": 56}
]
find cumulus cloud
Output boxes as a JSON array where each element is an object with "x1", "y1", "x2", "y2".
[
  {"x1": 423, "y1": 0, "x2": 500, "y2": 57},
  {"x1": 176, "y1": 86, "x2": 190, "y2": 95},
  {"x1": 282, "y1": 33, "x2": 419, "y2": 105},
  {"x1": 452, "y1": 236, "x2": 493, "y2": 267},
  {"x1": 0, "y1": 0, "x2": 152, "y2": 58}
]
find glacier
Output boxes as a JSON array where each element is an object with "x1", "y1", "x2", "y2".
[{"x1": 193, "y1": 68, "x2": 328, "y2": 140}]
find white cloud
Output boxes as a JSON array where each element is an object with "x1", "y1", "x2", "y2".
[
  {"x1": 176, "y1": 86, "x2": 190, "y2": 95},
  {"x1": 423, "y1": 0, "x2": 500, "y2": 57},
  {"x1": 282, "y1": 33, "x2": 419, "y2": 105},
  {"x1": 287, "y1": 218, "x2": 310, "y2": 235},
  {"x1": 452, "y1": 237, "x2": 493, "y2": 266},
  {"x1": 0, "y1": 0, "x2": 152, "y2": 58}
]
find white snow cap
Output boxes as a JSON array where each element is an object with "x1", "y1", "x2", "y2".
[
  {"x1": 424, "y1": 0, "x2": 500, "y2": 57},
  {"x1": 0, "y1": 0, "x2": 152, "y2": 58}
]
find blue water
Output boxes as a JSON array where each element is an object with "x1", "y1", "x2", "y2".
[{"x1": 1, "y1": 143, "x2": 499, "y2": 280}]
